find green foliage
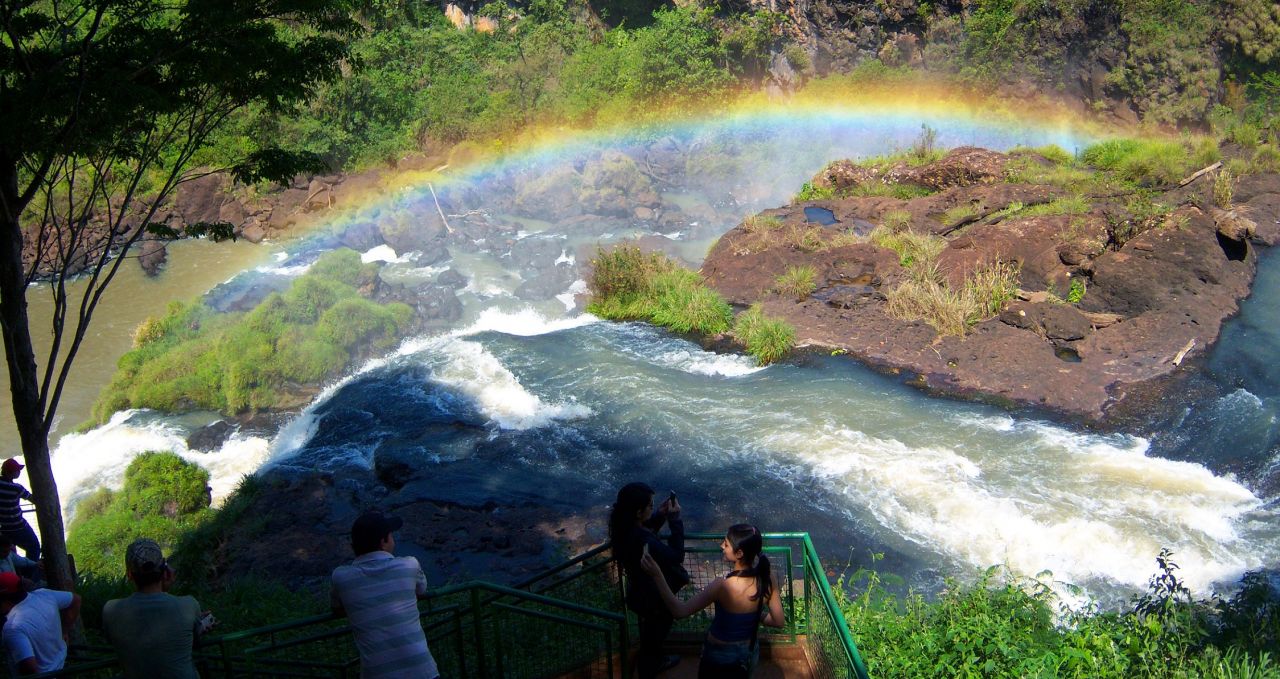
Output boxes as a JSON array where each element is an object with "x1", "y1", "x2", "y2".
[
  {"x1": 1112, "y1": 0, "x2": 1218, "y2": 124},
  {"x1": 1023, "y1": 195, "x2": 1092, "y2": 217},
  {"x1": 93, "y1": 249, "x2": 415, "y2": 419},
  {"x1": 881, "y1": 210, "x2": 913, "y2": 233},
  {"x1": 794, "y1": 181, "x2": 836, "y2": 202},
  {"x1": 870, "y1": 225, "x2": 946, "y2": 268},
  {"x1": 1068, "y1": 276, "x2": 1088, "y2": 304},
  {"x1": 885, "y1": 261, "x2": 1019, "y2": 336},
  {"x1": 649, "y1": 270, "x2": 733, "y2": 335},
  {"x1": 775, "y1": 265, "x2": 818, "y2": 300},
  {"x1": 68, "y1": 453, "x2": 213, "y2": 577},
  {"x1": 587, "y1": 246, "x2": 731, "y2": 335},
  {"x1": 842, "y1": 552, "x2": 1280, "y2": 679},
  {"x1": 1253, "y1": 145, "x2": 1280, "y2": 173},
  {"x1": 732, "y1": 304, "x2": 795, "y2": 365},
  {"x1": 1215, "y1": 169, "x2": 1236, "y2": 208},
  {"x1": 1082, "y1": 138, "x2": 1190, "y2": 187},
  {"x1": 941, "y1": 202, "x2": 979, "y2": 225}
]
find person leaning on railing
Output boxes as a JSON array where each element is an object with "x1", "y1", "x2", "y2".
[
  {"x1": 0, "y1": 459, "x2": 40, "y2": 561},
  {"x1": 640, "y1": 524, "x2": 784, "y2": 679},
  {"x1": 609, "y1": 482, "x2": 689, "y2": 678},
  {"x1": 331, "y1": 510, "x2": 440, "y2": 679},
  {"x1": 0, "y1": 570, "x2": 81, "y2": 675}
]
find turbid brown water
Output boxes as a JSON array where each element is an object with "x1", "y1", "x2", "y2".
[{"x1": 0, "y1": 238, "x2": 270, "y2": 445}]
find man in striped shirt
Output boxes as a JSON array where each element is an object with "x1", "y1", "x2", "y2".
[
  {"x1": 0, "y1": 459, "x2": 39, "y2": 561},
  {"x1": 331, "y1": 511, "x2": 439, "y2": 679}
]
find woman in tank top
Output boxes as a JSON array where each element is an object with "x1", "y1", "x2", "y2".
[{"x1": 639, "y1": 524, "x2": 784, "y2": 678}]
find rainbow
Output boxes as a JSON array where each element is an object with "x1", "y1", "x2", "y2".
[{"x1": 279, "y1": 80, "x2": 1117, "y2": 248}]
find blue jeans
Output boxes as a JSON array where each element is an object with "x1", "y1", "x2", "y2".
[
  {"x1": 698, "y1": 638, "x2": 758, "y2": 679},
  {"x1": 1, "y1": 522, "x2": 39, "y2": 561}
]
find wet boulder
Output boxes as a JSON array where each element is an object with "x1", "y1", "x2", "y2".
[{"x1": 577, "y1": 151, "x2": 658, "y2": 217}]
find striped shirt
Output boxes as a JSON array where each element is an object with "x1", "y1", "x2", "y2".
[
  {"x1": 331, "y1": 552, "x2": 437, "y2": 679},
  {"x1": 0, "y1": 480, "x2": 32, "y2": 532}
]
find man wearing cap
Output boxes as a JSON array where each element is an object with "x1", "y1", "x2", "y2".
[
  {"x1": 331, "y1": 511, "x2": 439, "y2": 679},
  {"x1": 103, "y1": 539, "x2": 208, "y2": 679},
  {"x1": 0, "y1": 571, "x2": 81, "y2": 675},
  {"x1": 0, "y1": 459, "x2": 39, "y2": 561}
]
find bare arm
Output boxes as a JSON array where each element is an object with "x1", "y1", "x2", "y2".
[
  {"x1": 640, "y1": 552, "x2": 719, "y2": 619},
  {"x1": 761, "y1": 572, "x2": 785, "y2": 628},
  {"x1": 60, "y1": 593, "x2": 81, "y2": 641}
]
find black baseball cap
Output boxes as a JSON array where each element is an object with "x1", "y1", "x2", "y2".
[{"x1": 351, "y1": 510, "x2": 403, "y2": 545}]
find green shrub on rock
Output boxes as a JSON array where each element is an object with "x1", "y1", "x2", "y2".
[
  {"x1": 732, "y1": 304, "x2": 795, "y2": 365},
  {"x1": 93, "y1": 249, "x2": 415, "y2": 420},
  {"x1": 68, "y1": 452, "x2": 212, "y2": 577}
]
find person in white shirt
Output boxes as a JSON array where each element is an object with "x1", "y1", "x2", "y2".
[{"x1": 0, "y1": 571, "x2": 80, "y2": 675}]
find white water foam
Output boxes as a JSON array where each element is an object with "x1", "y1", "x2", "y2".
[
  {"x1": 51, "y1": 410, "x2": 272, "y2": 520},
  {"x1": 761, "y1": 421, "x2": 1265, "y2": 596},
  {"x1": 361, "y1": 244, "x2": 402, "y2": 263},
  {"x1": 429, "y1": 339, "x2": 592, "y2": 430},
  {"x1": 649, "y1": 348, "x2": 765, "y2": 377}
]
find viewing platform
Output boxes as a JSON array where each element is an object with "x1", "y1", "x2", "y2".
[{"x1": 24, "y1": 533, "x2": 869, "y2": 678}]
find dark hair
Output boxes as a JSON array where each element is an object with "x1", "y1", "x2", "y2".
[
  {"x1": 352, "y1": 531, "x2": 385, "y2": 556},
  {"x1": 726, "y1": 524, "x2": 771, "y2": 604},
  {"x1": 608, "y1": 482, "x2": 654, "y2": 546},
  {"x1": 131, "y1": 564, "x2": 168, "y2": 588}
]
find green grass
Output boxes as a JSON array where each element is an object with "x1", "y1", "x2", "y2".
[
  {"x1": 1253, "y1": 145, "x2": 1280, "y2": 173},
  {"x1": 869, "y1": 225, "x2": 946, "y2": 268},
  {"x1": 1022, "y1": 194, "x2": 1091, "y2": 217},
  {"x1": 885, "y1": 261, "x2": 1020, "y2": 336},
  {"x1": 93, "y1": 249, "x2": 414, "y2": 419},
  {"x1": 941, "y1": 202, "x2": 979, "y2": 225},
  {"x1": 1082, "y1": 138, "x2": 1191, "y2": 187},
  {"x1": 1068, "y1": 276, "x2": 1088, "y2": 304},
  {"x1": 842, "y1": 552, "x2": 1280, "y2": 679},
  {"x1": 775, "y1": 265, "x2": 818, "y2": 300},
  {"x1": 68, "y1": 452, "x2": 213, "y2": 578},
  {"x1": 741, "y1": 214, "x2": 784, "y2": 233},
  {"x1": 588, "y1": 245, "x2": 731, "y2": 335},
  {"x1": 794, "y1": 181, "x2": 836, "y2": 202},
  {"x1": 1010, "y1": 144, "x2": 1074, "y2": 165},
  {"x1": 732, "y1": 304, "x2": 795, "y2": 365},
  {"x1": 881, "y1": 210, "x2": 913, "y2": 232}
]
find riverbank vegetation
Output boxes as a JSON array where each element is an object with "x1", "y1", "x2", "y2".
[
  {"x1": 187, "y1": 0, "x2": 1280, "y2": 177},
  {"x1": 842, "y1": 554, "x2": 1280, "y2": 678},
  {"x1": 586, "y1": 245, "x2": 795, "y2": 364},
  {"x1": 92, "y1": 249, "x2": 413, "y2": 420}
]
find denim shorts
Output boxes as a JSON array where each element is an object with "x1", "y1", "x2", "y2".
[{"x1": 698, "y1": 638, "x2": 758, "y2": 678}]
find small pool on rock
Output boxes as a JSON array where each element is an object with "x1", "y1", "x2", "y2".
[{"x1": 804, "y1": 206, "x2": 838, "y2": 225}]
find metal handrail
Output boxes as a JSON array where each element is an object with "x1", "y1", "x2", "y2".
[{"x1": 30, "y1": 532, "x2": 868, "y2": 678}]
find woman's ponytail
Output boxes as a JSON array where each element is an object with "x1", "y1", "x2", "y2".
[{"x1": 726, "y1": 523, "x2": 772, "y2": 603}]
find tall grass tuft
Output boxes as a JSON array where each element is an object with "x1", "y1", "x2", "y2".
[
  {"x1": 886, "y1": 261, "x2": 1020, "y2": 336},
  {"x1": 869, "y1": 225, "x2": 946, "y2": 268},
  {"x1": 1214, "y1": 169, "x2": 1235, "y2": 209},
  {"x1": 1252, "y1": 145, "x2": 1280, "y2": 173},
  {"x1": 1082, "y1": 138, "x2": 1190, "y2": 187},
  {"x1": 650, "y1": 270, "x2": 733, "y2": 334},
  {"x1": 733, "y1": 304, "x2": 795, "y2": 365},
  {"x1": 775, "y1": 265, "x2": 817, "y2": 301},
  {"x1": 588, "y1": 245, "x2": 732, "y2": 335}
]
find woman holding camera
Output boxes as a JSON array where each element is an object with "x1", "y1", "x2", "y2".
[{"x1": 610, "y1": 482, "x2": 687, "y2": 677}]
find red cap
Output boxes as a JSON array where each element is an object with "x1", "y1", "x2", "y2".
[
  {"x1": 1, "y1": 459, "x2": 22, "y2": 476},
  {"x1": 0, "y1": 571, "x2": 21, "y2": 594}
]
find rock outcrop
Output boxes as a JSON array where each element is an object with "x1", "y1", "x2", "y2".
[{"x1": 702, "y1": 147, "x2": 1280, "y2": 424}]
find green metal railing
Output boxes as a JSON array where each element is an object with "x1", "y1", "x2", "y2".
[{"x1": 18, "y1": 532, "x2": 869, "y2": 679}]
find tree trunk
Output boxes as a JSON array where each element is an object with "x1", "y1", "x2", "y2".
[{"x1": 0, "y1": 155, "x2": 73, "y2": 592}]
